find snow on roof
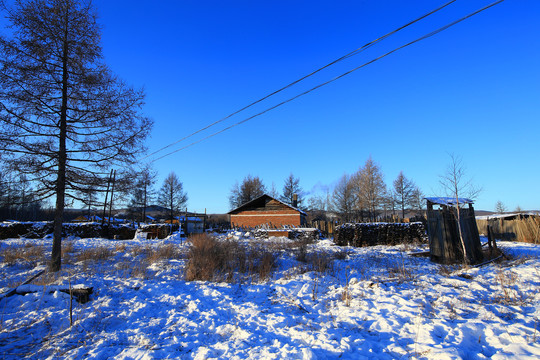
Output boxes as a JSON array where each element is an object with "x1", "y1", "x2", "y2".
[
  {"x1": 178, "y1": 216, "x2": 202, "y2": 222},
  {"x1": 228, "y1": 194, "x2": 307, "y2": 215},
  {"x1": 476, "y1": 212, "x2": 540, "y2": 220},
  {"x1": 425, "y1": 197, "x2": 474, "y2": 206}
]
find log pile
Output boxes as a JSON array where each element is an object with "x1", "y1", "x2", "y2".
[
  {"x1": 0, "y1": 221, "x2": 136, "y2": 240},
  {"x1": 334, "y1": 222, "x2": 427, "y2": 247},
  {"x1": 254, "y1": 228, "x2": 320, "y2": 241},
  {"x1": 136, "y1": 224, "x2": 171, "y2": 239}
]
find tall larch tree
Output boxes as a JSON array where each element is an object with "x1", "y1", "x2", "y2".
[
  {"x1": 281, "y1": 173, "x2": 303, "y2": 208},
  {"x1": 393, "y1": 171, "x2": 417, "y2": 219},
  {"x1": 157, "y1": 172, "x2": 188, "y2": 226},
  {"x1": 355, "y1": 157, "x2": 386, "y2": 221},
  {"x1": 331, "y1": 174, "x2": 356, "y2": 222},
  {"x1": 0, "y1": 0, "x2": 152, "y2": 271}
]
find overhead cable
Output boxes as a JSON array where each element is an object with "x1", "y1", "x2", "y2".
[
  {"x1": 149, "y1": 0, "x2": 505, "y2": 163},
  {"x1": 139, "y1": 0, "x2": 459, "y2": 162}
]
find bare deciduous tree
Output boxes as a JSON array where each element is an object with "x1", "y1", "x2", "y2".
[
  {"x1": 495, "y1": 201, "x2": 507, "y2": 214},
  {"x1": 268, "y1": 182, "x2": 280, "y2": 199},
  {"x1": 229, "y1": 175, "x2": 266, "y2": 209},
  {"x1": 331, "y1": 174, "x2": 356, "y2": 222},
  {"x1": 439, "y1": 154, "x2": 481, "y2": 264},
  {"x1": 129, "y1": 164, "x2": 157, "y2": 222},
  {"x1": 355, "y1": 157, "x2": 386, "y2": 221},
  {"x1": 393, "y1": 171, "x2": 419, "y2": 219},
  {"x1": 410, "y1": 187, "x2": 425, "y2": 215},
  {"x1": 158, "y1": 172, "x2": 188, "y2": 225},
  {"x1": 0, "y1": 0, "x2": 152, "y2": 271},
  {"x1": 281, "y1": 173, "x2": 303, "y2": 208}
]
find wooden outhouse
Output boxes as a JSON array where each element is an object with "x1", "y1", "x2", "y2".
[
  {"x1": 425, "y1": 197, "x2": 483, "y2": 264},
  {"x1": 228, "y1": 194, "x2": 306, "y2": 229}
]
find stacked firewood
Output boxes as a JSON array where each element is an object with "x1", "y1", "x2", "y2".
[
  {"x1": 0, "y1": 221, "x2": 136, "y2": 240},
  {"x1": 334, "y1": 222, "x2": 427, "y2": 247}
]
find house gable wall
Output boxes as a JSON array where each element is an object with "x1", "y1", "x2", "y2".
[{"x1": 229, "y1": 195, "x2": 306, "y2": 228}]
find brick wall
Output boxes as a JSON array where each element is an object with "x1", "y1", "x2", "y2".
[{"x1": 231, "y1": 212, "x2": 302, "y2": 228}]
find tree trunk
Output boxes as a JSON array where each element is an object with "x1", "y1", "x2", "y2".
[
  {"x1": 51, "y1": 19, "x2": 70, "y2": 272},
  {"x1": 108, "y1": 170, "x2": 116, "y2": 230},
  {"x1": 455, "y1": 191, "x2": 469, "y2": 265},
  {"x1": 143, "y1": 184, "x2": 147, "y2": 223}
]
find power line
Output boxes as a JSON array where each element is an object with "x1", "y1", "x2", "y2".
[
  {"x1": 139, "y1": 0, "x2": 459, "y2": 162},
  {"x1": 149, "y1": 0, "x2": 505, "y2": 164}
]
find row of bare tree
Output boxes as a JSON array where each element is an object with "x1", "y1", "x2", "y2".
[{"x1": 227, "y1": 157, "x2": 424, "y2": 223}]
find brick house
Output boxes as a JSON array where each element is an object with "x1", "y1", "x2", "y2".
[{"x1": 228, "y1": 194, "x2": 306, "y2": 229}]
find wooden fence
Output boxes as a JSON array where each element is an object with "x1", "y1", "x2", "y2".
[
  {"x1": 476, "y1": 215, "x2": 540, "y2": 244},
  {"x1": 310, "y1": 220, "x2": 337, "y2": 237}
]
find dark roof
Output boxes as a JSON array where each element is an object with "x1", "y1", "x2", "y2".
[
  {"x1": 228, "y1": 194, "x2": 307, "y2": 215},
  {"x1": 425, "y1": 197, "x2": 474, "y2": 206}
]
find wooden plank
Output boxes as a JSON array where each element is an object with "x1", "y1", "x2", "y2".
[{"x1": 0, "y1": 269, "x2": 45, "y2": 301}]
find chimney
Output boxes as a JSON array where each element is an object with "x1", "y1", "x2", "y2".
[{"x1": 292, "y1": 193, "x2": 298, "y2": 208}]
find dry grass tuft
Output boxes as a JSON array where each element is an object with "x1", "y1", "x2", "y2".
[
  {"x1": 386, "y1": 256, "x2": 414, "y2": 282},
  {"x1": 492, "y1": 269, "x2": 529, "y2": 305},
  {"x1": 61, "y1": 241, "x2": 75, "y2": 264},
  {"x1": 115, "y1": 259, "x2": 150, "y2": 279},
  {"x1": 1, "y1": 244, "x2": 44, "y2": 266},
  {"x1": 62, "y1": 241, "x2": 75, "y2": 254},
  {"x1": 296, "y1": 248, "x2": 343, "y2": 275},
  {"x1": 76, "y1": 246, "x2": 113, "y2": 262},
  {"x1": 257, "y1": 251, "x2": 276, "y2": 280},
  {"x1": 115, "y1": 242, "x2": 127, "y2": 253},
  {"x1": 306, "y1": 251, "x2": 334, "y2": 274},
  {"x1": 146, "y1": 243, "x2": 181, "y2": 264},
  {"x1": 341, "y1": 269, "x2": 352, "y2": 306},
  {"x1": 130, "y1": 261, "x2": 150, "y2": 279},
  {"x1": 438, "y1": 264, "x2": 460, "y2": 277},
  {"x1": 130, "y1": 244, "x2": 151, "y2": 257}
]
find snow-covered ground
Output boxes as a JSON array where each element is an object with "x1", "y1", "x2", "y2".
[{"x1": 1, "y1": 233, "x2": 539, "y2": 359}]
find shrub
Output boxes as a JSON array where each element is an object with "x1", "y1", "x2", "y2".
[
  {"x1": 184, "y1": 234, "x2": 276, "y2": 282},
  {"x1": 306, "y1": 251, "x2": 334, "y2": 274},
  {"x1": 185, "y1": 234, "x2": 227, "y2": 281},
  {"x1": 385, "y1": 256, "x2": 414, "y2": 282}
]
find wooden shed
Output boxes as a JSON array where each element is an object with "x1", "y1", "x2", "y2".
[
  {"x1": 228, "y1": 194, "x2": 306, "y2": 229},
  {"x1": 425, "y1": 197, "x2": 483, "y2": 264}
]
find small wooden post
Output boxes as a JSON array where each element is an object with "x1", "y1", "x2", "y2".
[
  {"x1": 69, "y1": 276, "x2": 73, "y2": 327},
  {"x1": 487, "y1": 224, "x2": 493, "y2": 256},
  {"x1": 185, "y1": 208, "x2": 188, "y2": 237},
  {"x1": 204, "y1": 208, "x2": 207, "y2": 232}
]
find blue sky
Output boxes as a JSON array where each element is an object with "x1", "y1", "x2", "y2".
[{"x1": 90, "y1": 0, "x2": 539, "y2": 214}]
